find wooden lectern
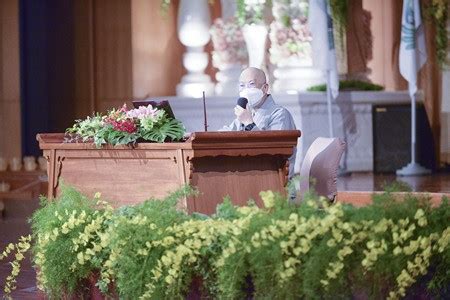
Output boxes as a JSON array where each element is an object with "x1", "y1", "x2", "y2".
[{"x1": 37, "y1": 131, "x2": 300, "y2": 215}]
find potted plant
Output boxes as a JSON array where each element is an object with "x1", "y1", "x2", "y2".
[{"x1": 2, "y1": 184, "x2": 449, "y2": 298}]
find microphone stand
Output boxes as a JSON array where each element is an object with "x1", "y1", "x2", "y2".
[{"x1": 203, "y1": 91, "x2": 208, "y2": 132}]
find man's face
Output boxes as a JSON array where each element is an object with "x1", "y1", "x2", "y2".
[{"x1": 238, "y1": 70, "x2": 268, "y2": 94}]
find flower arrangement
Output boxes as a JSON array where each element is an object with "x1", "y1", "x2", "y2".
[
  {"x1": 269, "y1": 0, "x2": 312, "y2": 66},
  {"x1": 269, "y1": 20, "x2": 312, "y2": 65},
  {"x1": 272, "y1": 0, "x2": 309, "y2": 28},
  {"x1": 210, "y1": 17, "x2": 248, "y2": 68},
  {"x1": 2, "y1": 183, "x2": 449, "y2": 299},
  {"x1": 66, "y1": 104, "x2": 185, "y2": 147}
]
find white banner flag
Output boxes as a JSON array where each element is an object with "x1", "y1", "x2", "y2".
[
  {"x1": 308, "y1": 0, "x2": 339, "y2": 99},
  {"x1": 399, "y1": 0, "x2": 427, "y2": 98}
]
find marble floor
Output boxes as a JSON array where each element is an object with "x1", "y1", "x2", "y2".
[{"x1": 337, "y1": 171, "x2": 450, "y2": 193}]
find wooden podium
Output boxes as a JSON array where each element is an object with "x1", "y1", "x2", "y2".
[{"x1": 37, "y1": 131, "x2": 300, "y2": 214}]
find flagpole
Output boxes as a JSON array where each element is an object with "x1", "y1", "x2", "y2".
[
  {"x1": 326, "y1": 70, "x2": 334, "y2": 138},
  {"x1": 396, "y1": 0, "x2": 430, "y2": 176},
  {"x1": 328, "y1": 69, "x2": 350, "y2": 176},
  {"x1": 396, "y1": 91, "x2": 430, "y2": 176},
  {"x1": 411, "y1": 93, "x2": 416, "y2": 164}
]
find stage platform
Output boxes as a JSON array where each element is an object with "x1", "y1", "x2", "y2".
[
  {"x1": 335, "y1": 172, "x2": 450, "y2": 207},
  {"x1": 1, "y1": 171, "x2": 449, "y2": 298},
  {"x1": 337, "y1": 171, "x2": 450, "y2": 193}
]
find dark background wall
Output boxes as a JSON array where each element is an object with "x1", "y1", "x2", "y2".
[{"x1": 20, "y1": 0, "x2": 76, "y2": 156}]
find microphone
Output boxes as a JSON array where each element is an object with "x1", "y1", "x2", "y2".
[
  {"x1": 236, "y1": 97, "x2": 248, "y2": 131},
  {"x1": 237, "y1": 97, "x2": 248, "y2": 109}
]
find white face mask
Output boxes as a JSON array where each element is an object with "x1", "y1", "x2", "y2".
[{"x1": 239, "y1": 87, "x2": 264, "y2": 108}]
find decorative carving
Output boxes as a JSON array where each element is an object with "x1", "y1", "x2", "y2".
[
  {"x1": 186, "y1": 156, "x2": 194, "y2": 181},
  {"x1": 54, "y1": 156, "x2": 65, "y2": 190},
  {"x1": 275, "y1": 156, "x2": 290, "y2": 187},
  {"x1": 44, "y1": 155, "x2": 51, "y2": 176},
  {"x1": 283, "y1": 159, "x2": 290, "y2": 186}
]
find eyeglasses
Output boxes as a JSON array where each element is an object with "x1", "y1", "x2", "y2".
[{"x1": 238, "y1": 81, "x2": 266, "y2": 90}]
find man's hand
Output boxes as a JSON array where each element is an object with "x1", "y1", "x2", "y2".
[{"x1": 234, "y1": 106, "x2": 253, "y2": 126}]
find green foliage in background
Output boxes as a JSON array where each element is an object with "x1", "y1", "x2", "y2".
[
  {"x1": 236, "y1": 0, "x2": 271, "y2": 26},
  {"x1": 30, "y1": 185, "x2": 113, "y2": 297},
  {"x1": 423, "y1": 0, "x2": 449, "y2": 67},
  {"x1": 329, "y1": 0, "x2": 349, "y2": 46},
  {"x1": 307, "y1": 80, "x2": 384, "y2": 92},
  {"x1": 160, "y1": 0, "x2": 216, "y2": 16}
]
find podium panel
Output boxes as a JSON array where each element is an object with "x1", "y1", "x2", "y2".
[{"x1": 37, "y1": 131, "x2": 300, "y2": 214}]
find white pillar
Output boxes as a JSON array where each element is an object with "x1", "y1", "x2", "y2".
[{"x1": 176, "y1": 0, "x2": 214, "y2": 98}]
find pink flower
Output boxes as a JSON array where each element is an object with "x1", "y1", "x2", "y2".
[
  {"x1": 126, "y1": 105, "x2": 158, "y2": 120},
  {"x1": 119, "y1": 103, "x2": 128, "y2": 113}
]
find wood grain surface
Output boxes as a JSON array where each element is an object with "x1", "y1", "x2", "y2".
[{"x1": 37, "y1": 131, "x2": 301, "y2": 214}]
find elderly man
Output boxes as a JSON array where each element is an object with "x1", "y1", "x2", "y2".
[
  {"x1": 222, "y1": 67, "x2": 297, "y2": 183},
  {"x1": 222, "y1": 67, "x2": 296, "y2": 131}
]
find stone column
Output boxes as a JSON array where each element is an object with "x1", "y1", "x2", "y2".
[{"x1": 176, "y1": 0, "x2": 215, "y2": 97}]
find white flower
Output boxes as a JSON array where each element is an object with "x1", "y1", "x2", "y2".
[{"x1": 126, "y1": 105, "x2": 158, "y2": 120}]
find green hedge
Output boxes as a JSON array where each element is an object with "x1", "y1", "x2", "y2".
[
  {"x1": 307, "y1": 80, "x2": 384, "y2": 92},
  {"x1": 2, "y1": 184, "x2": 449, "y2": 299}
]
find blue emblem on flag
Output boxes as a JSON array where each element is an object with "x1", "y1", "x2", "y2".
[
  {"x1": 327, "y1": 10, "x2": 335, "y2": 51},
  {"x1": 401, "y1": 0, "x2": 416, "y2": 50}
]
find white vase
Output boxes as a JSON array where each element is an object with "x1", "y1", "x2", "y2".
[
  {"x1": 242, "y1": 24, "x2": 268, "y2": 69},
  {"x1": 9, "y1": 157, "x2": 22, "y2": 172},
  {"x1": 176, "y1": 0, "x2": 214, "y2": 97},
  {"x1": 0, "y1": 181, "x2": 10, "y2": 192}
]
